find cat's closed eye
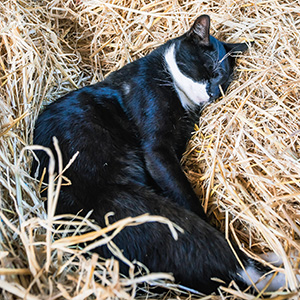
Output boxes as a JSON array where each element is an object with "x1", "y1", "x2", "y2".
[{"x1": 203, "y1": 63, "x2": 218, "y2": 78}]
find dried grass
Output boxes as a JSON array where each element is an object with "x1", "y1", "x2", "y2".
[{"x1": 0, "y1": 0, "x2": 299, "y2": 299}]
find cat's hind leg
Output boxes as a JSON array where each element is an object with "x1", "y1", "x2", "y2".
[{"x1": 87, "y1": 184, "x2": 288, "y2": 294}]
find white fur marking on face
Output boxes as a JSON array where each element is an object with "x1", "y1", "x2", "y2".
[
  {"x1": 239, "y1": 265, "x2": 286, "y2": 292},
  {"x1": 164, "y1": 44, "x2": 210, "y2": 109}
]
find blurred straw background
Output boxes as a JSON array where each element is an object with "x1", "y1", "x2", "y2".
[{"x1": 0, "y1": 0, "x2": 299, "y2": 299}]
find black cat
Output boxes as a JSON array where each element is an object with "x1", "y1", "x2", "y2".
[{"x1": 32, "y1": 15, "x2": 287, "y2": 294}]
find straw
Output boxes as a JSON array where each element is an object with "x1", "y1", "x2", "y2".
[{"x1": 1, "y1": 0, "x2": 300, "y2": 299}]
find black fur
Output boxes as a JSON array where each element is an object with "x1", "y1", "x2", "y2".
[{"x1": 32, "y1": 15, "x2": 269, "y2": 293}]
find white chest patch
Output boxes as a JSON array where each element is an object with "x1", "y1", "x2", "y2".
[{"x1": 164, "y1": 44, "x2": 210, "y2": 109}]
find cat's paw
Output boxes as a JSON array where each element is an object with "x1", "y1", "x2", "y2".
[{"x1": 240, "y1": 252, "x2": 300, "y2": 292}]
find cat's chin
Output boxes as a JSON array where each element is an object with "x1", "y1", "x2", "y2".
[{"x1": 173, "y1": 81, "x2": 211, "y2": 109}]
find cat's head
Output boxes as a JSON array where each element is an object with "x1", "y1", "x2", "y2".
[{"x1": 165, "y1": 15, "x2": 250, "y2": 109}]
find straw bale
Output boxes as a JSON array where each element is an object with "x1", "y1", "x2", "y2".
[{"x1": 0, "y1": 0, "x2": 299, "y2": 299}]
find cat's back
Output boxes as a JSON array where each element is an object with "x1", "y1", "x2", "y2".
[
  {"x1": 34, "y1": 84, "x2": 136, "y2": 144},
  {"x1": 32, "y1": 84, "x2": 146, "y2": 188}
]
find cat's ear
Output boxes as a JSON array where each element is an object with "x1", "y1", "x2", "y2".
[
  {"x1": 223, "y1": 41, "x2": 252, "y2": 53},
  {"x1": 187, "y1": 15, "x2": 210, "y2": 46}
]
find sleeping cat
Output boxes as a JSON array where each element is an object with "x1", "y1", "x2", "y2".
[{"x1": 32, "y1": 15, "x2": 288, "y2": 294}]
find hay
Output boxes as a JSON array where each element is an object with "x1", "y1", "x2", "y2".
[{"x1": 0, "y1": 0, "x2": 299, "y2": 299}]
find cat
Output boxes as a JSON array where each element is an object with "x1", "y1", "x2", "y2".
[{"x1": 32, "y1": 15, "x2": 289, "y2": 294}]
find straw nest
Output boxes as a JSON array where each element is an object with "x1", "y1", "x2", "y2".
[{"x1": 0, "y1": 0, "x2": 299, "y2": 299}]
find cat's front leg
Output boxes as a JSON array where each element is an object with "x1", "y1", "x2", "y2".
[{"x1": 143, "y1": 142, "x2": 207, "y2": 219}]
